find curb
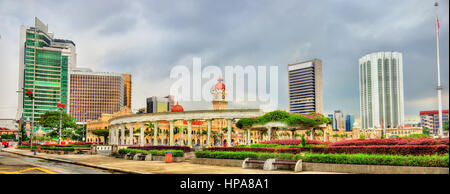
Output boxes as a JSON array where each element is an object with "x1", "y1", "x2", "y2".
[{"x1": 2, "y1": 149, "x2": 145, "y2": 174}]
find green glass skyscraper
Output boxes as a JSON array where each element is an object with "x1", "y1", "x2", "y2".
[{"x1": 17, "y1": 17, "x2": 77, "y2": 133}]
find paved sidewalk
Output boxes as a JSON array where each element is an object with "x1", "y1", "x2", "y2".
[{"x1": 1, "y1": 148, "x2": 343, "y2": 174}]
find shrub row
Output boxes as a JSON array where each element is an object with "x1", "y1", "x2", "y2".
[
  {"x1": 118, "y1": 148, "x2": 184, "y2": 157},
  {"x1": 195, "y1": 151, "x2": 294, "y2": 160},
  {"x1": 234, "y1": 143, "x2": 328, "y2": 148},
  {"x1": 21, "y1": 143, "x2": 92, "y2": 148},
  {"x1": 207, "y1": 145, "x2": 449, "y2": 155},
  {"x1": 311, "y1": 145, "x2": 449, "y2": 156},
  {"x1": 195, "y1": 151, "x2": 449, "y2": 167},
  {"x1": 42, "y1": 147, "x2": 75, "y2": 151},
  {"x1": 260, "y1": 139, "x2": 327, "y2": 145},
  {"x1": 128, "y1": 145, "x2": 191, "y2": 152},
  {"x1": 330, "y1": 137, "x2": 449, "y2": 147},
  {"x1": 207, "y1": 146, "x2": 277, "y2": 153}
]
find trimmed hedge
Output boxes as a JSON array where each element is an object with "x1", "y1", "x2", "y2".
[
  {"x1": 234, "y1": 143, "x2": 328, "y2": 148},
  {"x1": 128, "y1": 145, "x2": 191, "y2": 152},
  {"x1": 207, "y1": 145, "x2": 449, "y2": 156},
  {"x1": 299, "y1": 153, "x2": 449, "y2": 168},
  {"x1": 260, "y1": 139, "x2": 327, "y2": 145},
  {"x1": 311, "y1": 145, "x2": 449, "y2": 156},
  {"x1": 118, "y1": 148, "x2": 184, "y2": 157},
  {"x1": 195, "y1": 151, "x2": 449, "y2": 167},
  {"x1": 42, "y1": 147, "x2": 75, "y2": 151}
]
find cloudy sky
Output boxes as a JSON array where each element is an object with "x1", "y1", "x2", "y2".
[{"x1": 0, "y1": 0, "x2": 448, "y2": 122}]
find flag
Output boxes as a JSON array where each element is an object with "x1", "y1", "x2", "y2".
[{"x1": 437, "y1": 16, "x2": 440, "y2": 35}]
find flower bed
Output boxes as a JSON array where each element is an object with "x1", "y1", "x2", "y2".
[
  {"x1": 234, "y1": 143, "x2": 327, "y2": 148},
  {"x1": 195, "y1": 151, "x2": 449, "y2": 168},
  {"x1": 311, "y1": 145, "x2": 449, "y2": 156},
  {"x1": 330, "y1": 137, "x2": 449, "y2": 147},
  {"x1": 128, "y1": 145, "x2": 191, "y2": 152},
  {"x1": 259, "y1": 139, "x2": 328, "y2": 145},
  {"x1": 119, "y1": 148, "x2": 184, "y2": 157},
  {"x1": 207, "y1": 146, "x2": 277, "y2": 153}
]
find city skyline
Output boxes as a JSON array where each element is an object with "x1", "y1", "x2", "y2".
[{"x1": 0, "y1": 0, "x2": 449, "y2": 121}]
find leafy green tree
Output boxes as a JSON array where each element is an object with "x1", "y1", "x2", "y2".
[
  {"x1": 39, "y1": 111, "x2": 77, "y2": 132},
  {"x1": 91, "y1": 129, "x2": 109, "y2": 145},
  {"x1": 301, "y1": 134, "x2": 306, "y2": 147},
  {"x1": 443, "y1": 121, "x2": 449, "y2": 131},
  {"x1": 423, "y1": 127, "x2": 430, "y2": 136}
]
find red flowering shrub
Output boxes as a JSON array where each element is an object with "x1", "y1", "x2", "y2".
[
  {"x1": 330, "y1": 137, "x2": 449, "y2": 147},
  {"x1": 260, "y1": 139, "x2": 328, "y2": 145},
  {"x1": 129, "y1": 145, "x2": 191, "y2": 152},
  {"x1": 311, "y1": 145, "x2": 449, "y2": 156},
  {"x1": 206, "y1": 147, "x2": 276, "y2": 153}
]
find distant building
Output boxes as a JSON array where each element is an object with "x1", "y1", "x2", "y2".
[
  {"x1": 359, "y1": 52, "x2": 404, "y2": 129},
  {"x1": 0, "y1": 119, "x2": 18, "y2": 137},
  {"x1": 69, "y1": 68, "x2": 125, "y2": 123},
  {"x1": 328, "y1": 110, "x2": 354, "y2": 132},
  {"x1": 288, "y1": 59, "x2": 323, "y2": 114},
  {"x1": 420, "y1": 110, "x2": 449, "y2": 135},
  {"x1": 122, "y1": 74, "x2": 132, "y2": 109},
  {"x1": 146, "y1": 95, "x2": 174, "y2": 113},
  {"x1": 345, "y1": 115, "x2": 354, "y2": 132},
  {"x1": 328, "y1": 110, "x2": 345, "y2": 131}
]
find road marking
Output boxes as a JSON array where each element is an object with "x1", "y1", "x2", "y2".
[{"x1": 0, "y1": 167, "x2": 59, "y2": 174}]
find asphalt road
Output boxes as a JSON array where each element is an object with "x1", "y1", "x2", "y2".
[{"x1": 0, "y1": 151, "x2": 117, "y2": 174}]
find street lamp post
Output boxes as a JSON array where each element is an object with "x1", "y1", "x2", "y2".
[{"x1": 57, "y1": 104, "x2": 66, "y2": 145}]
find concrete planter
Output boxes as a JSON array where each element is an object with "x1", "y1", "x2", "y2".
[
  {"x1": 191, "y1": 158, "x2": 244, "y2": 167},
  {"x1": 302, "y1": 162, "x2": 449, "y2": 174}
]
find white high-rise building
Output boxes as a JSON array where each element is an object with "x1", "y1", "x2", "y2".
[{"x1": 359, "y1": 52, "x2": 404, "y2": 129}]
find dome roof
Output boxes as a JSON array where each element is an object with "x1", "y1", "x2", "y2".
[
  {"x1": 215, "y1": 76, "x2": 225, "y2": 90},
  {"x1": 171, "y1": 102, "x2": 184, "y2": 112}
]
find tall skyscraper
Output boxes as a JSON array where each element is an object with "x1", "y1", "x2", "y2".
[
  {"x1": 288, "y1": 59, "x2": 323, "y2": 114},
  {"x1": 69, "y1": 68, "x2": 124, "y2": 123},
  {"x1": 17, "y1": 17, "x2": 77, "y2": 128},
  {"x1": 359, "y1": 52, "x2": 404, "y2": 129}
]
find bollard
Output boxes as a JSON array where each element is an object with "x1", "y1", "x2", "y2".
[{"x1": 165, "y1": 151, "x2": 172, "y2": 163}]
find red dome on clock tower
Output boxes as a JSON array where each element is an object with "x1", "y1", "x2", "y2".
[
  {"x1": 171, "y1": 102, "x2": 184, "y2": 112},
  {"x1": 215, "y1": 76, "x2": 225, "y2": 90}
]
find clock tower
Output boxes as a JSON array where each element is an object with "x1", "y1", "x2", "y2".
[{"x1": 212, "y1": 76, "x2": 228, "y2": 110}]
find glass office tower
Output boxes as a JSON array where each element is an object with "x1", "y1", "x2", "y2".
[{"x1": 17, "y1": 17, "x2": 76, "y2": 129}]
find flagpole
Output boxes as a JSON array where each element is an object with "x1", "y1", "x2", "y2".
[{"x1": 434, "y1": 2, "x2": 443, "y2": 137}]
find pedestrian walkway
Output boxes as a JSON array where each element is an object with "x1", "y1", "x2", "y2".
[{"x1": 2, "y1": 148, "x2": 344, "y2": 174}]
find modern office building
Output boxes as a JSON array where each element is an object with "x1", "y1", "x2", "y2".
[
  {"x1": 359, "y1": 52, "x2": 404, "y2": 129},
  {"x1": 69, "y1": 68, "x2": 125, "y2": 123},
  {"x1": 17, "y1": 17, "x2": 77, "y2": 129},
  {"x1": 146, "y1": 95, "x2": 174, "y2": 113},
  {"x1": 288, "y1": 59, "x2": 323, "y2": 114},
  {"x1": 345, "y1": 115, "x2": 355, "y2": 132},
  {"x1": 420, "y1": 110, "x2": 449, "y2": 135},
  {"x1": 122, "y1": 74, "x2": 132, "y2": 109}
]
